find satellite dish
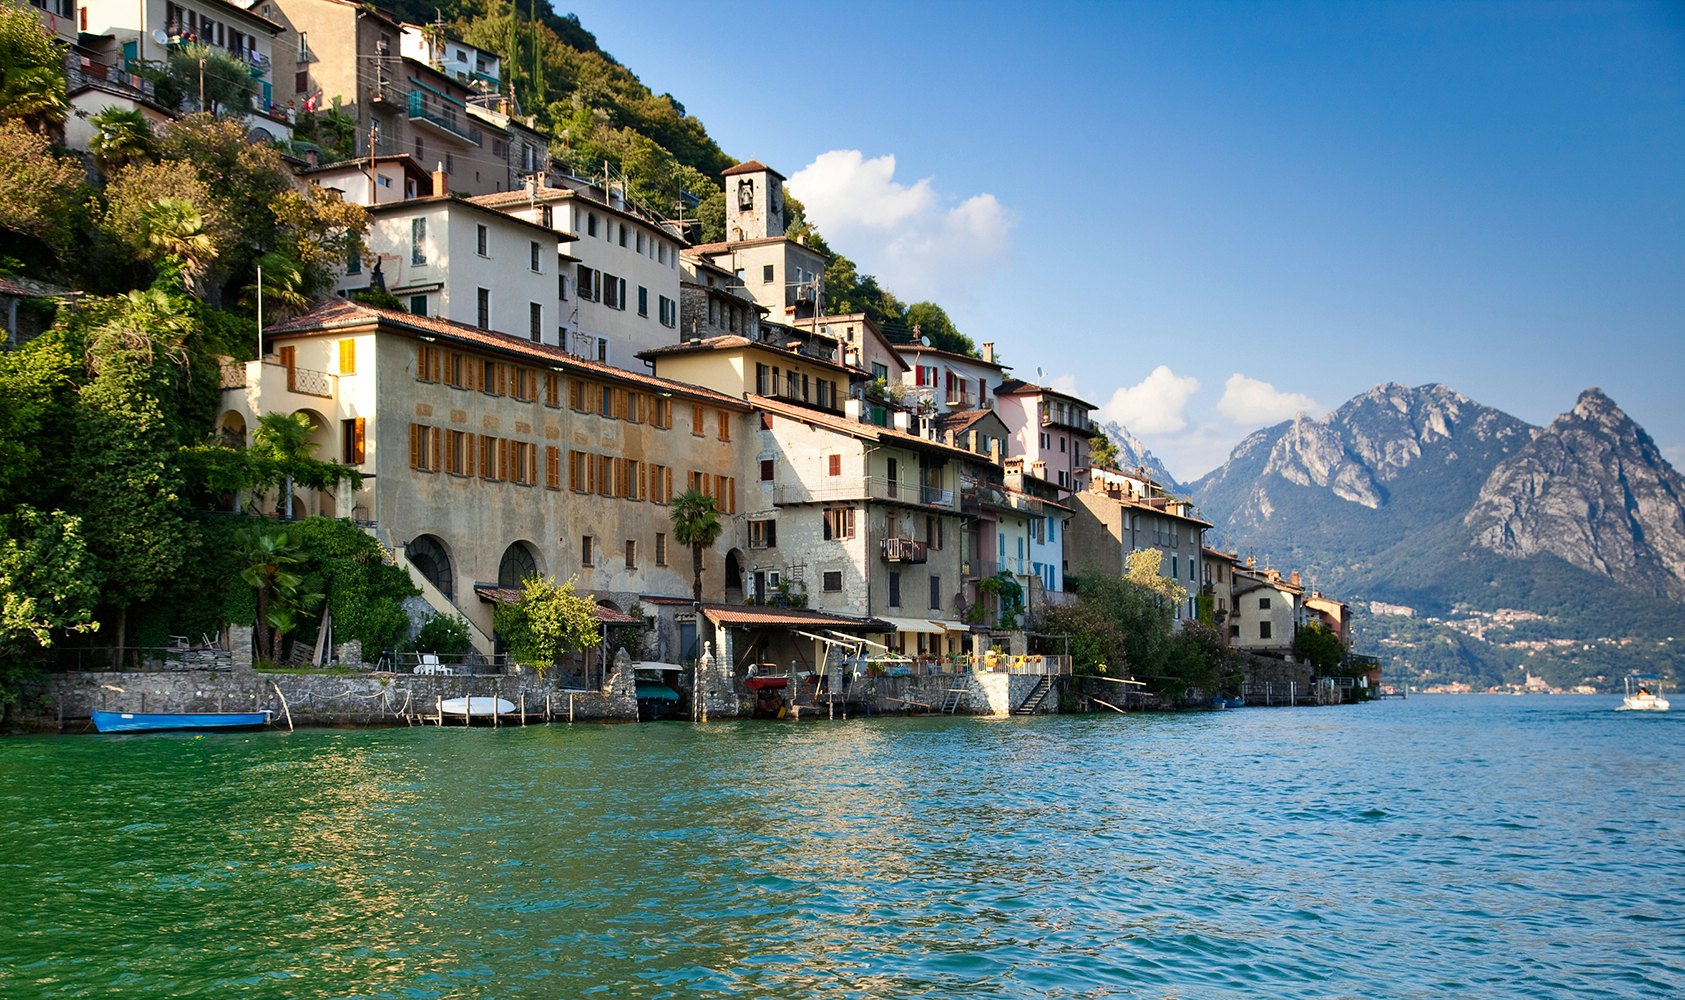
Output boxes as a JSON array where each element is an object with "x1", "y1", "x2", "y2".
[
  {"x1": 920, "y1": 335, "x2": 931, "y2": 347},
  {"x1": 152, "y1": 28, "x2": 169, "y2": 44},
  {"x1": 1036, "y1": 366, "x2": 1046, "y2": 383}
]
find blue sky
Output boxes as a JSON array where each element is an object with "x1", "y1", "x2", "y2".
[{"x1": 562, "y1": 0, "x2": 1685, "y2": 480}]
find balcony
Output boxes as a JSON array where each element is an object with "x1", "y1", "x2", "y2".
[
  {"x1": 407, "y1": 90, "x2": 482, "y2": 145},
  {"x1": 774, "y1": 476, "x2": 956, "y2": 510},
  {"x1": 881, "y1": 537, "x2": 927, "y2": 564}
]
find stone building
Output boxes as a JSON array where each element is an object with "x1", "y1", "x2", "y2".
[
  {"x1": 691, "y1": 160, "x2": 829, "y2": 325},
  {"x1": 222, "y1": 299, "x2": 748, "y2": 656}
]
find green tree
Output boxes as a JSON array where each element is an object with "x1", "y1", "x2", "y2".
[
  {"x1": 492, "y1": 574, "x2": 600, "y2": 676},
  {"x1": 412, "y1": 613, "x2": 472, "y2": 657},
  {"x1": 669, "y1": 488, "x2": 722, "y2": 606},
  {"x1": 0, "y1": 507, "x2": 100, "y2": 654},
  {"x1": 87, "y1": 106, "x2": 157, "y2": 174},
  {"x1": 251, "y1": 411, "x2": 320, "y2": 519},
  {"x1": 0, "y1": 5, "x2": 68, "y2": 132},
  {"x1": 1090, "y1": 434, "x2": 1120, "y2": 471},
  {"x1": 1293, "y1": 621, "x2": 1348, "y2": 673},
  {"x1": 166, "y1": 42, "x2": 257, "y2": 114},
  {"x1": 1162, "y1": 620, "x2": 1235, "y2": 702},
  {"x1": 905, "y1": 302, "x2": 976, "y2": 357},
  {"x1": 0, "y1": 120, "x2": 88, "y2": 263},
  {"x1": 235, "y1": 526, "x2": 308, "y2": 662}
]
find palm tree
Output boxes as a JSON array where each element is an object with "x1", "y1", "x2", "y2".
[
  {"x1": 253, "y1": 411, "x2": 319, "y2": 519},
  {"x1": 236, "y1": 526, "x2": 309, "y2": 662},
  {"x1": 239, "y1": 251, "x2": 311, "y2": 321},
  {"x1": 669, "y1": 489, "x2": 722, "y2": 607},
  {"x1": 88, "y1": 107, "x2": 156, "y2": 174},
  {"x1": 139, "y1": 197, "x2": 217, "y2": 295}
]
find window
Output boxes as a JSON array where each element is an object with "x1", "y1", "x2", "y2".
[
  {"x1": 529, "y1": 303, "x2": 542, "y2": 342},
  {"x1": 755, "y1": 363, "x2": 771, "y2": 396},
  {"x1": 410, "y1": 217, "x2": 427, "y2": 264},
  {"x1": 338, "y1": 339, "x2": 356, "y2": 374},
  {"x1": 409, "y1": 294, "x2": 428, "y2": 317},
  {"x1": 568, "y1": 450, "x2": 586, "y2": 491},
  {"x1": 603, "y1": 274, "x2": 626, "y2": 310},
  {"x1": 618, "y1": 224, "x2": 628, "y2": 248},
  {"x1": 577, "y1": 264, "x2": 599, "y2": 301},
  {"x1": 749, "y1": 519, "x2": 776, "y2": 548},
  {"x1": 691, "y1": 404, "x2": 705, "y2": 436},
  {"x1": 887, "y1": 571, "x2": 901, "y2": 608},
  {"x1": 477, "y1": 288, "x2": 490, "y2": 329},
  {"x1": 828, "y1": 454, "x2": 842, "y2": 477},
  {"x1": 545, "y1": 446, "x2": 560, "y2": 489},
  {"x1": 823, "y1": 507, "x2": 855, "y2": 540},
  {"x1": 624, "y1": 539, "x2": 636, "y2": 570},
  {"x1": 530, "y1": 241, "x2": 541, "y2": 272},
  {"x1": 1260, "y1": 621, "x2": 1273, "y2": 640},
  {"x1": 415, "y1": 345, "x2": 441, "y2": 382},
  {"x1": 1172, "y1": 555, "x2": 1178, "y2": 579},
  {"x1": 655, "y1": 532, "x2": 668, "y2": 566},
  {"x1": 657, "y1": 295, "x2": 676, "y2": 327},
  {"x1": 649, "y1": 464, "x2": 672, "y2": 504},
  {"x1": 637, "y1": 285, "x2": 648, "y2": 317},
  {"x1": 717, "y1": 411, "x2": 731, "y2": 442},
  {"x1": 872, "y1": 362, "x2": 888, "y2": 381},
  {"x1": 508, "y1": 442, "x2": 535, "y2": 485},
  {"x1": 929, "y1": 574, "x2": 942, "y2": 610},
  {"x1": 476, "y1": 224, "x2": 488, "y2": 256},
  {"x1": 478, "y1": 435, "x2": 502, "y2": 481},
  {"x1": 586, "y1": 213, "x2": 598, "y2": 237},
  {"x1": 1259, "y1": 597, "x2": 1272, "y2": 610},
  {"x1": 341, "y1": 418, "x2": 365, "y2": 464},
  {"x1": 760, "y1": 459, "x2": 775, "y2": 482},
  {"x1": 581, "y1": 535, "x2": 594, "y2": 566},
  {"x1": 541, "y1": 205, "x2": 553, "y2": 228},
  {"x1": 445, "y1": 429, "x2": 471, "y2": 476},
  {"x1": 408, "y1": 424, "x2": 439, "y2": 471},
  {"x1": 763, "y1": 264, "x2": 774, "y2": 284},
  {"x1": 482, "y1": 360, "x2": 505, "y2": 396},
  {"x1": 823, "y1": 571, "x2": 842, "y2": 593}
]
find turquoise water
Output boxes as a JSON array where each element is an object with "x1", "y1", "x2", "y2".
[{"x1": 2, "y1": 696, "x2": 1682, "y2": 998}]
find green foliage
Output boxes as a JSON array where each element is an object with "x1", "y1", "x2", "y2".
[
  {"x1": 166, "y1": 43, "x2": 257, "y2": 114},
  {"x1": 0, "y1": 507, "x2": 100, "y2": 663},
  {"x1": 905, "y1": 302, "x2": 976, "y2": 357},
  {"x1": 492, "y1": 574, "x2": 601, "y2": 675},
  {"x1": 1090, "y1": 434, "x2": 1120, "y2": 471},
  {"x1": 669, "y1": 489, "x2": 722, "y2": 605},
  {"x1": 1293, "y1": 621, "x2": 1347, "y2": 672},
  {"x1": 412, "y1": 613, "x2": 472, "y2": 657},
  {"x1": 977, "y1": 572, "x2": 1025, "y2": 630},
  {"x1": 289, "y1": 517, "x2": 418, "y2": 655},
  {"x1": 1042, "y1": 599, "x2": 1127, "y2": 676},
  {"x1": 87, "y1": 107, "x2": 157, "y2": 174},
  {"x1": 1160, "y1": 620, "x2": 1237, "y2": 701},
  {"x1": 0, "y1": 120, "x2": 89, "y2": 263},
  {"x1": 0, "y1": 6, "x2": 69, "y2": 131},
  {"x1": 1071, "y1": 569, "x2": 1176, "y2": 678},
  {"x1": 350, "y1": 285, "x2": 405, "y2": 310}
]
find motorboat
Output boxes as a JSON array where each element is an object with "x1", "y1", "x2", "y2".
[
  {"x1": 439, "y1": 696, "x2": 517, "y2": 719},
  {"x1": 92, "y1": 710, "x2": 272, "y2": 733},
  {"x1": 1616, "y1": 674, "x2": 1670, "y2": 712},
  {"x1": 633, "y1": 663, "x2": 684, "y2": 721}
]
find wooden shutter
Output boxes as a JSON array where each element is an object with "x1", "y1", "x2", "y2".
[
  {"x1": 428, "y1": 427, "x2": 441, "y2": 471},
  {"x1": 339, "y1": 339, "x2": 356, "y2": 374},
  {"x1": 409, "y1": 424, "x2": 421, "y2": 469},
  {"x1": 351, "y1": 417, "x2": 365, "y2": 463}
]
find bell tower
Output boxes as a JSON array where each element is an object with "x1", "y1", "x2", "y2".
[{"x1": 722, "y1": 160, "x2": 785, "y2": 241}]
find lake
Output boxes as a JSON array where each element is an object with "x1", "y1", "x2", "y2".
[{"x1": 2, "y1": 696, "x2": 1681, "y2": 998}]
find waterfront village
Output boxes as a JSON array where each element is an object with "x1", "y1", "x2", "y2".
[{"x1": 3, "y1": 0, "x2": 1378, "y2": 727}]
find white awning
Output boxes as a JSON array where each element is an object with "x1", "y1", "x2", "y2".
[
  {"x1": 879, "y1": 616, "x2": 945, "y2": 635},
  {"x1": 931, "y1": 620, "x2": 971, "y2": 633}
]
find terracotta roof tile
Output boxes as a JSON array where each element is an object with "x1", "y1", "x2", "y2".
[{"x1": 721, "y1": 160, "x2": 785, "y2": 179}]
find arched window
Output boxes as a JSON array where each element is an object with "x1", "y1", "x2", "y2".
[
  {"x1": 408, "y1": 535, "x2": 453, "y2": 600},
  {"x1": 498, "y1": 542, "x2": 538, "y2": 588}
]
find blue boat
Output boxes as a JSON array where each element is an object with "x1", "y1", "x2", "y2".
[{"x1": 91, "y1": 710, "x2": 273, "y2": 733}]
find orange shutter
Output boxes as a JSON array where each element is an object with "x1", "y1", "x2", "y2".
[
  {"x1": 428, "y1": 427, "x2": 441, "y2": 471},
  {"x1": 339, "y1": 339, "x2": 356, "y2": 374},
  {"x1": 351, "y1": 417, "x2": 366, "y2": 464}
]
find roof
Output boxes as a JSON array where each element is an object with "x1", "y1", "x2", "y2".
[
  {"x1": 751, "y1": 394, "x2": 985, "y2": 463},
  {"x1": 473, "y1": 585, "x2": 641, "y2": 623},
  {"x1": 638, "y1": 335, "x2": 856, "y2": 378},
  {"x1": 994, "y1": 377, "x2": 1098, "y2": 411},
  {"x1": 469, "y1": 186, "x2": 684, "y2": 244},
  {"x1": 721, "y1": 160, "x2": 785, "y2": 180},
  {"x1": 895, "y1": 343, "x2": 1005, "y2": 370},
  {"x1": 367, "y1": 193, "x2": 574, "y2": 241},
  {"x1": 0, "y1": 276, "x2": 75, "y2": 298},
  {"x1": 265, "y1": 299, "x2": 749, "y2": 409},
  {"x1": 702, "y1": 604, "x2": 887, "y2": 631},
  {"x1": 303, "y1": 153, "x2": 432, "y2": 182},
  {"x1": 690, "y1": 235, "x2": 829, "y2": 260},
  {"x1": 937, "y1": 409, "x2": 1000, "y2": 433}
]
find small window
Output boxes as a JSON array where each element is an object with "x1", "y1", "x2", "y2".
[
  {"x1": 410, "y1": 217, "x2": 427, "y2": 265},
  {"x1": 476, "y1": 224, "x2": 488, "y2": 256},
  {"x1": 1259, "y1": 597, "x2": 1272, "y2": 610},
  {"x1": 624, "y1": 539, "x2": 636, "y2": 570},
  {"x1": 530, "y1": 241, "x2": 541, "y2": 272},
  {"x1": 341, "y1": 417, "x2": 365, "y2": 464},
  {"x1": 655, "y1": 533, "x2": 668, "y2": 566},
  {"x1": 823, "y1": 571, "x2": 842, "y2": 593},
  {"x1": 828, "y1": 454, "x2": 842, "y2": 477},
  {"x1": 408, "y1": 294, "x2": 428, "y2": 317},
  {"x1": 762, "y1": 264, "x2": 774, "y2": 284},
  {"x1": 477, "y1": 288, "x2": 490, "y2": 329},
  {"x1": 887, "y1": 571, "x2": 901, "y2": 608},
  {"x1": 929, "y1": 574, "x2": 942, "y2": 610},
  {"x1": 749, "y1": 519, "x2": 776, "y2": 548},
  {"x1": 338, "y1": 339, "x2": 356, "y2": 374},
  {"x1": 581, "y1": 535, "x2": 595, "y2": 566},
  {"x1": 760, "y1": 459, "x2": 775, "y2": 482},
  {"x1": 637, "y1": 285, "x2": 648, "y2": 317},
  {"x1": 1260, "y1": 621, "x2": 1273, "y2": 640}
]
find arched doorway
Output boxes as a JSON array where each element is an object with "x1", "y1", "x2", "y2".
[
  {"x1": 407, "y1": 534, "x2": 453, "y2": 600},
  {"x1": 218, "y1": 410, "x2": 247, "y2": 449},
  {"x1": 724, "y1": 549, "x2": 745, "y2": 605}
]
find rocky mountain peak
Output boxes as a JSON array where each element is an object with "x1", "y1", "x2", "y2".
[{"x1": 1466, "y1": 388, "x2": 1685, "y2": 601}]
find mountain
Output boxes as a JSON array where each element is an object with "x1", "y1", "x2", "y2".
[
  {"x1": 1466, "y1": 388, "x2": 1685, "y2": 602},
  {"x1": 1093, "y1": 419, "x2": 1181, "y2": 490},
  {"x1": 1188, "y1": 383, "x2": 1685, "y2": 688}
]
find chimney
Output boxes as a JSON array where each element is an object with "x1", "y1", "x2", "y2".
[
  {"x1": 1291, "y1": 570, "x2": 1300, "y2": 586},
  {"x1": 432, "y1": 164, "x2": 447, "y2": 197},
  {"x1": 982, "y1": 342, "x2": 995, "y2": 365}
]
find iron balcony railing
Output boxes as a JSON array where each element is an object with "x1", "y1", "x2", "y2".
[
  {"x1": 881, "y1": 537, "x2": 928, "y2": 563},
  {"x1": 406, "y1": 90, "x2": 483, "y2": 144}
]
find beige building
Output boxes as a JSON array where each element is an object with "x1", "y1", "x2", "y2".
[
  {"x1": 1069, "y1": 470, "x2": 1212, "y2": 621},
  {"x1": 221, "y1": 299, "x2": 748, "y2": 656},
  {"x1": 1230, "y1": 565, "x2": 1304, "y2": 655}
]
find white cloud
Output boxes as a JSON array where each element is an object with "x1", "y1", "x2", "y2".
[
  {"x1": 1100, "y1": 365, "x2": 1201, "y2": 436},
  {"x1": 1216, "y1": 374, "x2": 1320, "y2": 426},
  {"x1": 787, "y1": 150, "x2": 1013, "y2": 305},
  {"x1": 1047, "y1": 373, "x2": 1081, "y2": 396}
]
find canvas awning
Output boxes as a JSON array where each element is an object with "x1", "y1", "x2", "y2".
[{"x1": 878, "y1": 616, "x2": 945, "y2": 635}]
